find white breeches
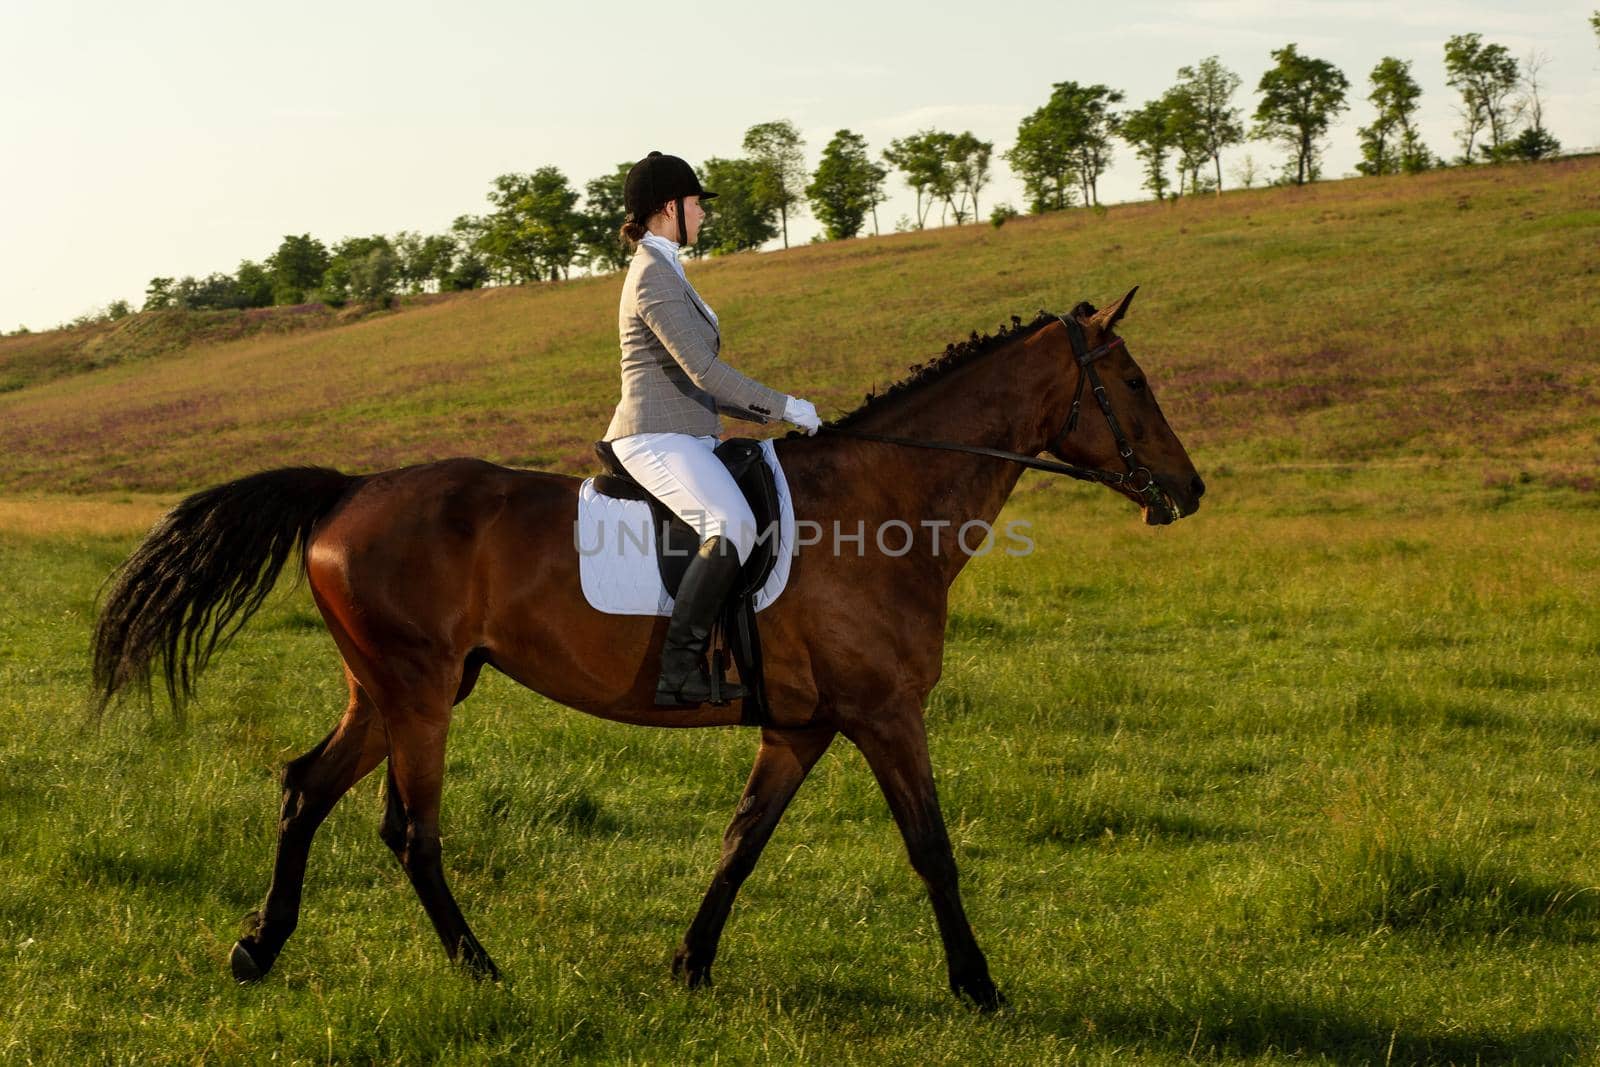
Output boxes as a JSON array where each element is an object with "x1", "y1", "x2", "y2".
[{"x1": 609, "y1": 432, "x2": 757, "y2": 563}]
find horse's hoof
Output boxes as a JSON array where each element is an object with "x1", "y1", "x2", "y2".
[
  {"x1": 230, "y1": 940, "x2": 267, "y2": 984},
  {"x1": 463, "y1": 955, "x2": 502, "y2": 983},
  {"x1": 953, "y1": 974, "x2": 1005, "y2": 1012},
  {"x1": 671, "y1": 946, "x2": 712, "y2": 989},
  {"x1": 449, "y1": 932, "x2": 502, "y2": 982}
]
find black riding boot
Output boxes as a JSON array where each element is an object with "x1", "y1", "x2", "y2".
[{"x1": 655, "y1": 535, "x2": 749, "y2": 707}]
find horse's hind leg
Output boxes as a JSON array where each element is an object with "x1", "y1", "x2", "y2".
[
  {"x1": 847, "y1": 705, "x2": 1001, "y2": 1010},
  {"x1": 673, "y1": 727, "x2": 836, "y2": 988},
  {"x1": 231, "y1": 671, "x2": 387, "y2": 982},
  {"x1": 378, "y1": 699, "x2": 498, "y2": 979}
]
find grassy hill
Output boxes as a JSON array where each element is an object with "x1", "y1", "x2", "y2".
[
  {"x1": 0, "y1": 301, "x2": 392, "y2": 394},
  {"x1": 3, "y1": 157, "x2": 1597, "y2": 495}
]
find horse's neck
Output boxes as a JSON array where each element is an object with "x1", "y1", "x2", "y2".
[{"x1": 842, "y1": 335, "x2": 1061, "y2": 582}]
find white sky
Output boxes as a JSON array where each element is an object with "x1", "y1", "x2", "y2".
[{"x1": 2, "y1": 0, "x2": 1595, "y2": 330}]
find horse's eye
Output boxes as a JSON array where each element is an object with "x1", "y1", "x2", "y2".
[{"x1": 1126, "y1": 378, "x2": 1145, "y2": 392}]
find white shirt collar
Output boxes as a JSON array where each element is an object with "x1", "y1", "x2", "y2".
[{"x1": 640, "y1": 231, "x2": 681, "y2": 265}]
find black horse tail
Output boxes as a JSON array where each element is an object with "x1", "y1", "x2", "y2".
[{"x1": 91, "y1": 466, "x2": 357, "y2": 715}]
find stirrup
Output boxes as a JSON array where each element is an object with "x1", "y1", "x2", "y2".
[{"x1": 655, "y1": 670, "x2": 749, "y2": 708}]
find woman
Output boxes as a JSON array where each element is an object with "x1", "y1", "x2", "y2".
[{"x1": 603, "y1": 151, "x2": 821, "y2": 708}]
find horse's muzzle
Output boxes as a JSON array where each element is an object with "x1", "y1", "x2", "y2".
[{"x1": 1144, "y1": 472, "x2": 1204, "y2": 525}]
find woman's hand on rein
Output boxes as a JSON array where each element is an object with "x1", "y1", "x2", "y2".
[{"x1": 784, "y1": 396, "x2": 821, "y2": 435}]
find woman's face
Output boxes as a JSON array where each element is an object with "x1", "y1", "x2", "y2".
[{"x1": 663, "y1": 195, "x2": 707, "y2": 245}]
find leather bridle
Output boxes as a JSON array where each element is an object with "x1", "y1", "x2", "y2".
[{"x1": 820, "y1": 314, "x2": 1174, "y2": 519}]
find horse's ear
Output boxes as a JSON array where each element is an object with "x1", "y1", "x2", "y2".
[{"x1": 1095, "y1": 286, "x2": 1139, "y2": 331}]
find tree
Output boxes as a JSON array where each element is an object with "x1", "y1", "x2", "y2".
[
  {"x1": 446, "y1": 252, "x2": 489, "y2": 290},
  {"x1": 1504, "y1": 51, "x2": 1559, "y2": 161},
  {"x1": 1119, "y1": 96, "x2": 1177, "y2": 201},
  {"x1": 884, "y1": 131, "x2": 949, "y2": 227},
  {"x1": 391, "y1": 231, "x2": 462, "y2": 293},
  {"x1": 476, "y1": 181, "x2": 537, "y2": 284},
  {"x1": 580, "y1": 162, "x2": 633, "y2": 273},
  {"x1": 695, "y1": 156, "x2": 779, "y2": 255},
  {"x1": 414, "y1": 235, "x2": 458, "y2": 291},
  {"x1": 172, "y1": 273, "x2": 244, "y2": 311},
  {"x1": 1163, "y1": 84, "x2": 1212, "y2": 195},
  {"x1": 1393, "y1": 74, "x2": 1436, "y2": 173},
  {"x1": 448, "y1": 214, "x2": 489, "y2": 289},
  {"x1": 266, "y1": 235, "x2": 330, "y2": 305},
  {"x1": 1175, "y1": 57, "x2": 1245, "y2": 192},
  {"x1": 743, "y1": 120, "x2": 806, "y2": 249},
  {"x1": 347, "y1": 246, "x2": 400, "y2": 306},
  {"x1": 235, "y1": 260, "x2": 274, "y2": 307},
  {"x1": 392, "y1": 231, "x2": 432, "y2": 293},
  {"x1": 919, "y1": 131, "x2": 962, "y2": 224},
  {"x1": 1357, "y1": 57, "x2": 1429, "y2": 176},
  {"x1": 1355, "y1": 95, "x2": 1398, "y2": 176},
  {"x1": 865, "y1": 154, "x2": 890, "y2": 236},
  {"x1": 1060, "y1": 82, "x2": 1124, "y2": 205},
  {"x1": 1006, "y1": 82, "x2": 1122, "y2": 209},
  {"x1": 443, "y1": 218, "x2": 491, "y2": 291},
  {"x1": 946, "y1": 132, "x2": 993, "y2": 224},
  {"x1": 143, "y1": 277, "x2": 175, "y2": 311},
  {"x1": 1231, "y1": 154, "x2": 1261, "y2": 189},
  {"x1": 444, "y1": 252, "x2": 489, "y2": 291},
  {"x1": 477, "y1": 168, "x2": 583, "y2": 283},
  {"x1": 1444, "y1": 34, "x2": 1519, "y2": 161},
  {"x1": 1004, "y1": 110, "x2": 1076, "y2": 214},
  {"x1": 884, "y1": 130, "x2": 988, "y2": 226},
  {"x1": 806, "y1": 130, "x2": 887, "y2": 240},
  {"x1": 1592, "y1": 10, "x2": 1599, "y2": 46},
  {"x1": 1252, "y1": 44, "x2": 1350, "y2": 186},
  {"x1": 1505, "y1": 125, "x2": 1561, "y2": 161},
  {"x1": 319, "y1": 235, "x2": 395, "y2": 306}
]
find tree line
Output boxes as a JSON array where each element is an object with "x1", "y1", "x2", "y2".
[
  {"x1": 114, "y1": 118, "x2": 911, "y2": 318},
  {"x1": 1035, "y1": 32, "x2": 1571, "y2": 207},
  {"x1": 27, "y1": 18, "x2": 1594, "y2": 334}
]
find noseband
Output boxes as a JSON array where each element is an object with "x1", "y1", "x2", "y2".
[{"x1": 821, "y1": 314, "x2": 1173, "y2": 517}]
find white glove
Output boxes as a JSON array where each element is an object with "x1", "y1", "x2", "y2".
[{"x1": 783, "y1": 395, "x2": 821, "y2": 435}]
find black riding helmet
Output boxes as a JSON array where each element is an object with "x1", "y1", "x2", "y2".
[{"x1": 624, "y1": 151, "x2": 717, "y2": 245}]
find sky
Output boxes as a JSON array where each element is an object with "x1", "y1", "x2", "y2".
[{"x1": 1, "y1": 0, "x2": 1595, "y2": 331}]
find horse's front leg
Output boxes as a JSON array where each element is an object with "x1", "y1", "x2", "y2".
[
  {"x1": 846, "y1": 704, "x2": 1001, "y2": 1010},
  {"x1": 673, "y1": 726, "x2": 836, "y2": 988}
]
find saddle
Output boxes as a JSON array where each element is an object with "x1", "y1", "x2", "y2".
[{"x1": 591, "y1": 438, "x2": 780, "y2": 724}]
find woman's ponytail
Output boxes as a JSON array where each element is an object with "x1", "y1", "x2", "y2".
[{"x1": 619, "y1": 217, "x2": 648, "y2": 244}]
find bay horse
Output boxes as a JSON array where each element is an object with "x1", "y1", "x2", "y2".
[{"x1": 91, "y1": 289, "x2": 1202, "y2": 1009}]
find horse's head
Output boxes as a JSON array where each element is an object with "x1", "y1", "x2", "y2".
[{"x1": 1041, "y1": 288, "x2": 1203, "y2": 526}]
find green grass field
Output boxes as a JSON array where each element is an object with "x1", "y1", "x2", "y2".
[{"x1": 2, "y1": 160, "x2": 1599, "y2": 1064}]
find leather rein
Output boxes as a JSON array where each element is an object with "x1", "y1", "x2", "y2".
[{"x1": 820, "y1": 315, "x2": 1172, "y2": 516}]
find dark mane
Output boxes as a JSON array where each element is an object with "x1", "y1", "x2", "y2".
[{"x1": 827, "y1": 304, "x2": 1097, "y2": 428}]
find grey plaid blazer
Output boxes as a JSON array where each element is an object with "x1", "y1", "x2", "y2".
[{"x1": 602, "y1": 242, "x2": 788, "y2": 441}]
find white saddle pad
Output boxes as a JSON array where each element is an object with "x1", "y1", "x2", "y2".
[{"x1": 576, "y1": 439, "x2": 796, "y2": 616}]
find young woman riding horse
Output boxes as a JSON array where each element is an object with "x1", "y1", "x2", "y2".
[
  {"x1": 92, "y1": 230, "x2": 1204, "y2": 1007},
  {"x1": 605, "y1": 151, "x2": 820, "y2": 707}
]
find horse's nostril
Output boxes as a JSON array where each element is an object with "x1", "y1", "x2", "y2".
[{"x1": 1191, "y1": 475, "x2": 1206, "y2": 498}]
